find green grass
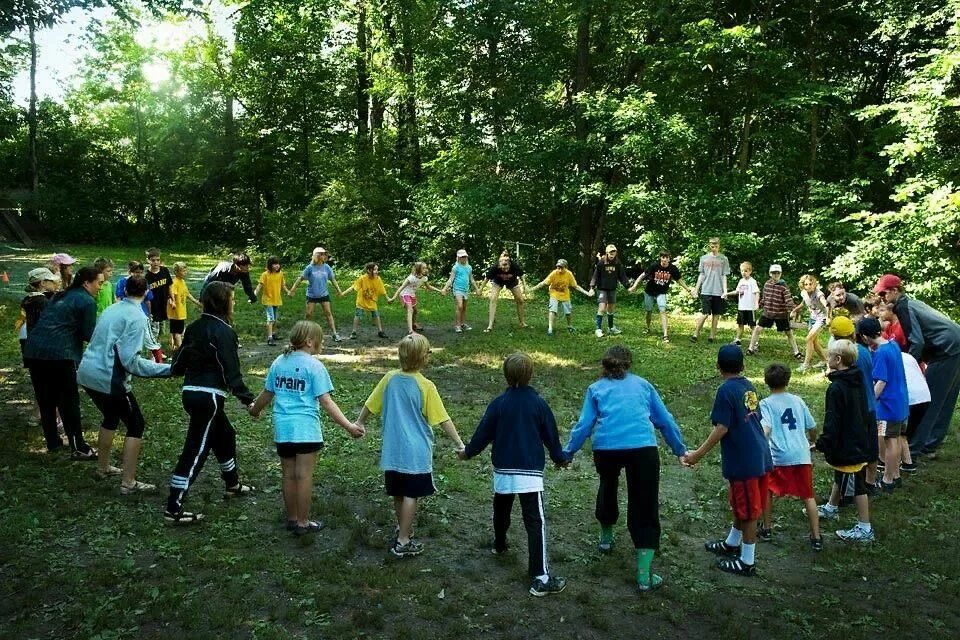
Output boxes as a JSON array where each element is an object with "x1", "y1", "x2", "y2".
[{"x1": 1, "y1": 244, "x2": 959, "y2": 639}]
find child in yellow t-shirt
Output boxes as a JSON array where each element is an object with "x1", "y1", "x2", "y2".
[
  {"x1": 167, "y1": 262, "x2": 200, "y2": 350},
  {"x1": 529, "y1": 259, "x2": 594, "y2": 335},
  {"x1": 340, "y1": 262, "x2": 388, "y2": 340},
  {"x1": 255, "y1": 256, "x2": 290, "y2": 346}
]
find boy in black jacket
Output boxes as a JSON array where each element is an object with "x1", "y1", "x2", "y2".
[
  {"x1": 458, "y1": 353, "x2": 568, "y2": 597},
  {"x1": 815, "y1": 339, "x2": 875, "y2": 543}
]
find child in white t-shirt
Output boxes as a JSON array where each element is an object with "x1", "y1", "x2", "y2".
[
  {"x1": 389, "y1": 262, "x2": 443, "y2": 335},
  {"x1": 899, "y1": 351, "x2": 930, "y2": 474},
  {"x1": 726, "y1": 262, "x2": 759, "y2": 346},
  {"x1": 248, "y1": 321, "x2": 365, "y2": 536}
]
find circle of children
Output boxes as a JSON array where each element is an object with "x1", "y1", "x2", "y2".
[{"x1": 14, "y1": 237, "x2": 960, "y2": 597}]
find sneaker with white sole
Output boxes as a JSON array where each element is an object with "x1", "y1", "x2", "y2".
[
  {"x1": 836, "y1": 524, "x2": 875, "y2": 543},
  {"x1": 529, "y1": 575, "x2": 567, "y2": 597},
  {"x1": 333, "y1": 333, "x2": 342, "y2": 342},
  {"x1": 391, "y1": 539, "x2": 424, "y2": 557},
  {"x1": 454, "y1": 325, "x2": 463, "y2": 333},
  {"x1": 814, "y1": 503, "x2": 840, "y2": 520},
  {"x1": 120, "y1": 480, "x2": 156, "y2": 495},
  {"x1": 608, "y1": 326, "x2": 622, "y2": 335},
  {"x1": 595, "y1": 329, "x2": 604, "y2": 338}
]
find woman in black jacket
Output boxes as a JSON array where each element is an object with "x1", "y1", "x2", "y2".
[{"x1": 165, "y1": 281, "x2": 255, "y2": 524}]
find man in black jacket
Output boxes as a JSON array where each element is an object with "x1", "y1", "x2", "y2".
[{"x1": 203, "y1": 253, "x2": 257, "y2": 304}]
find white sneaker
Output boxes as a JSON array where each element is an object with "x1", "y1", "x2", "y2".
[
  {"x1": 594, "y1": 329, "x2": 604, "y2": 338},
  {"x1": 454, "y1": 325, "x2": 463, "y2": 333},
  {"x1": 836, "y1": 524, "x2": 875, "y2": 543},
  {"x1": 333, "y1": 333, "x2": 342, "y2": 342},
  {"x1": 796, "y1": 363, "x2": 810, "y2": 373},
  {"x1": 463, "y1": 324, "x2": 473, "y2": 331},
  {"x1": 815, "y1": 503, "x2": 839, "y2": 520},
  {"x1": 608, "y1": 326, "x2": 622, "y2": 335}
]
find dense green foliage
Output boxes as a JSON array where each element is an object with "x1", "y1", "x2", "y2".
[{"x1": 1, "y1": 1, "x2": 959, "y2": 302}]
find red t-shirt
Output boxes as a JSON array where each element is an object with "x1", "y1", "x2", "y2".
[{"x1": 882, "y1": 320, "x2": 907, "y2": 351}]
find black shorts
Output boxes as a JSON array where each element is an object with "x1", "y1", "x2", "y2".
[
  {"x1": 307, "y1": 296, "x2": 331, "y2": 304},
  {"x1": 905, "y1": 402, "x2": 929, "y2": 440},
  {"x1": 169, "y1": 319, "x2": 186, "y2": 334},
  {"x1": 276, "y1": 442, "x2": 324, "y2": 458},
  {"x1": 835, "y1": 467, "x2": 868, "y2": 496},
  {"x1": 700, "y1": 295, "x2": 726, "y2": 315},
  {"x1": 758, "y1": 315, "x2": 791, "y2": 332},
  {"x1": 736, "y1": 310, "x2": 756, "y2": 327},
  {"x1": 20, "y1": 338, "x2": 27, "y2": 367},
  {"x1": 384, "y1": 471, "x2": 435, "y2": 498}
]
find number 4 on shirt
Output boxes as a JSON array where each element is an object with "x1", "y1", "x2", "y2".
[{"x1": 780, "y1": 407, "x2": 797, "y2": 431}]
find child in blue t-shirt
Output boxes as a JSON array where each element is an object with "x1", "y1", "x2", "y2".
[
  {"x1": 248, "y1": 321, "x2": 364, "y2": 535},
  {"x1": 356, "y1": 333, "x2": 465, "y2": 557},
  {"x1": 288, "y1": 247, "x2": 343, "y2": 342},
  {"x1": 117, "y1": 260, "x2": 163, "y2": 360},
  {"x1": 440, "y1": 249, "x2": 481, "y2": 332},
  {"x1": 684, "y1": 345, "x2": 772, "y2": 577},
  {"x1": 758, "y1": 363, "x2": 821, "y2": 551}
]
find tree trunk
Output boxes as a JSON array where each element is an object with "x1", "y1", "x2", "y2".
[
  {"x1": 573, "y1": 0, "x2": 597, "y2": 280},
  {"x1": 737, "y1": 112, "x2": 753, "y2": 170},
  {"x1": 399, "y1": 5, "x2": 422, "y2": 181},
  {"x1": 28, "y1": 17, "x2": 39, "y2": 219},
  {"x1": 356, "y1": 0, "x2": 371, "y2": 152}
]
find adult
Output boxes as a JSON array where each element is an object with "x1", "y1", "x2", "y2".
[
  {"x1": 289, "y1": 247, "x2": 343, "y2": 342},
  {"x1": 827, "y1": 281, "x2": 866, "y2": 320},
  {"x1": 203, "y1": 252, "x2": 257, "y2": 304},
  {"x1": 690, "y1": 237, "x2": 731, "y2": 343},
  {"x1": 77, "y1": 274, "x2": 172, "y2": 492},
  {"x1": 590, "y1": 244, "x2": 632, "y2": 338},
  {"x1": 483, "y1": 251, "x2": 527, "y2": 332},
  {"x1": 23, "y1": 265, "x2": 104, "y2": 457},
  {"x1": 876, "y1": 274, "x2": 960, "y2": 459},
  {"x1": 629, "y1": 250, "x2": 689, "y2": 343}
]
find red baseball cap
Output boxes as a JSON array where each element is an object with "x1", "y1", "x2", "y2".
[{"x1": 873, "y1": 274, "x2": 902, "y2": 293}]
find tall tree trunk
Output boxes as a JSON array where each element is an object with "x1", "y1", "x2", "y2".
[
  {"x1": 399, "y1": 5, "x2": 422, "y2": 181},
  {"x1": 356, "y1": 0, "x2": 371, "y2": 153},
  {"x1": 485, "y1": 4, "x2": 502, "y2": 154},
  {"x1": 573, "y1": 0, "x2": 597, "y2": 279},
  {"x1": 27, "y1": 17, "x2": 39, "y2": 219}
]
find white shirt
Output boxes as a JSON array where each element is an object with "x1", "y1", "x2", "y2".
[
  {"x1": 902, "y1": 352, "x2": 931, "y2": 405},
  {"x1": 493, "y1": 472, "x2": 543, "y2": 494},
  {"x1": 735, "y1": 277, "x2": 760, "y2": 311},
  {"x1": 400, "y1": 275, "x2": 428, "y2": 298}
]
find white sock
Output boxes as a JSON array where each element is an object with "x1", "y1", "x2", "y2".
[
  {"x1": 535, "y1": 573, "x2": 549, "y2": 583},
  {"x1": 740, "y1": 542, "x2": 756, "y2": 565},
  {"x1": 858, "y1": 521, "x2": 872, "y2": 532},
  {"x1": 725, "y1": 526, "x2": 743, "y2": 547}
]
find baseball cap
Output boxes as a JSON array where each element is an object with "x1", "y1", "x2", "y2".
[
  {"x1": 312, "y1": 247, "x2": 327, "y2": 255},
  {"x1": 605, "y1": 244, "x2": 618, "y2": 252},
  {"x1": 717, "y1": 344, "x2": 744, "y2": 373},
  {"x1": 52, "y1": 253, "x2": 77, "y2": 266},
  {"x1": 456, "y1": 249, "x2": 468, "y2": 258},
  {"x1": 857, "y1": 316, "x2": 882, "y2": 338},
  {"x1": 28, "y1": 267, "x2": 60, "y2": 283},
  {"x1": 873, "y1": 274, "x2": 902, "y2": 293},
  {"x1": 556, "y1": 259, "x2": 568, "y2": 268},
  {"x1": 829, "y1": 316, "x2": 855, "y2": 339},
  {"x1": 768, "y1": 264, "x2": 782, "y2": 273}
]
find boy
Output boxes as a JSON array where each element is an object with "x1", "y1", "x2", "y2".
[
  {"x1": 203, "y1": 252, "x2": 258, "y2": 304},
  {"x1": 878, "y1": 301, "x2": 907, "y2": 351},
  {"x1": 356, "y1": 333, "x2": 466, "y2": 557},
  {"x1": 145, "y1": 248, "x2": 173, "y2": 347},
  {"x1": 758, "y1": 364, "x2": 821, "y2": 550},
  {"x1": 814, "y1": 340, "x2": 875, "y2": 542},
  {"x1": 117, "y1": 261, "x2": 164, "y2": 362},
  {"x1": 629, "y1": 250, "x2": 688, "y2": 343},
  {"x1": 683, "y1": 345, "x2": 772, "y2": 576},
  {"x1": 458, "y1": 353, "x2": 568, "y2": 596},
  {"x1": 726, "y1": 262, "x2": 759, "y2": 347},
  {"x1": 590, "y1": 244, "x2": 632, "y2": 337},
  {"x1": 857, "y1": 316, "x2": 909, "y2": 493},
  {"x1": 690, "y1": 237, "x2": 730, "y2": 343},
  {"x1": 528, "y1": 259, "x2": 594, "y2": 336},
  {"x1": 340, "y1": 262, "x2": 388, "y2": 339},
  {"x1": 747, "y1": 264, "x2": 801, "y2": 360},
  {"x1": 93, "y1": 257, "x2": 116, "y2": 318}
]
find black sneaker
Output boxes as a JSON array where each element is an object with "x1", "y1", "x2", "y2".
[
  {"x1": 901, "y1": 462, "x2": 918, "y2": 474},
  {"x1": 716, "y1": 557, "x2": 756, "y2": 577},
  {"x1": 490, "y1": 542, "x2": 510, "y2": 556},
  {"x1": 793, "y1": 351, "x2": 804, "y2": 361},
  {"x1": 267, "y1": 336, "x2": 277, "y2": 346},
  {"x1": 391, "y1": 539, "x2": 424, "y2": 557},
  {"x1": 876, "y1": 459, "x2": 885, "y2": 472},
  {"x1": 71, "y1": 447, "x2": 98, "y2": 461},
  {"x1": 704, "y1": 540, "x2": 740, "y2": 556},
  {"x1": 810, "y1": 536, "x2": 823, "y2": 552},
  {"x1": 880, "y1": 481, "x2": 896, "y2": 494},
  {"x1": 529, "y1": 576, "x2": 567, "y2": 597},
  {"x1": 597, "y1": 539, "x2": 613, "y2": 555},
  {"x1": 894, "y1": 477, "x2": 903, "y2": 488},
  {"x1": 377, "y1": 331, "x2": 388, "y2": 339},
  {"x1": 689, "y1": 335, "x2": 698, "y2": 343},
  {"x1": 757, "y1": 526, "x2": 773, "y2": 542}
]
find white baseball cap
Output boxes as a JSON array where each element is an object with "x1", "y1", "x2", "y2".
[
  {"x1": 312, "y1": 247, "x2": 327, "y2": 255},
  {"x1": 28, "y1": 267, "x2": 60, "y2": 283},
  {"x1": 456, "y1": 249, "x2": 468, "y2": 258},
  {"x1": 769, "y1": 264, "x2": 782, "y2": 273}
]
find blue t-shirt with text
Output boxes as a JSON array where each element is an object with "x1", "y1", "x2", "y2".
[
  {"x1": 302, "y1": 263, "x2": 335, "y2": 299},
  {"x1": 710, "y1": 376, "x2": 772, "y2": 480},
  {"x1": 266, "y1": 351, "x2": 334, "y2": 443}
]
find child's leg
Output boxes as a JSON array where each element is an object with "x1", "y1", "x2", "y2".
[
  {"x1": 352, "y1": 310, "x2": 361, "y2": 334},
  {"x1": 762, "y1": 491, "x2": 774, "y2": 529},
  {"x1": 460, "y1": 296, "x2": 469, "y2": 325},
  {"x1": 606, "y1": 302, "x2": 616, "y2": 329},
  {"x1": 645, "y1": 311, "x2": 653, "y2": 330},
  {"x1": 518, "y1": 491, "x2": 549, "y2": 579},
  {"x1": 828, "y1": 481, "x2": 840, "y2": 507},
  {"x1": 785, "y1": 329, "x2": 800, "y2": 355},
  {"x1": 267, "y1": 319, "x2": 274, "y2": 339},
  {"x1": 547, "y1": 311, "x2": 556, "y2": 332},
  {"x1": 736, "y1": 323, "x2": 744, "y2": 341},
  {"x1": 281, "y1": 456, "x2": 297, "y2": 523},
  {"x1": 295, "y1": 451, "x2": 318, "y2": 525},
  {"x1": 692, "y1": 312, "x2": 707, "y2": 338},
  {"x1": 595, "y1": 301, "x2": 606, "y2": 330},
  {"x1": 395, "y1": 496, "x2": 418, "y2": 544},
  {"x1": 593, "y1": 451, "x2": 622, "y2": 541},
  {"x1": 900, "y1": 435, "x2": 913, "y2": 465},
  {"x1": 748, "y1": 324, "x2": 762, "y2": 350},
  {"x1": 709, "y1": 313, "x2": 719, "y2": 339},
  {"x1": 374, "y1": 311, "x2": 384, "y2": 332},
  {"x1": 305, "y1": 301, "x2": 315, "y2": 320},
  {"x1": 623, "y1": 449, "x2": 660, "y2": 584},
  {"x1": 406, "y1": 303, "x2": 415, "y2": 333},
  {"x1": 493, "y1": 493, "x2": 514, "y2": 552},
  {"x1": 512, "y1": 287, "x2": 526, "y2": 326},
  {"x1": 660, "y1": 311, "x2": 669, "y2": 338},
  {"x1": 487, "y1": 287, "x2": 498, "y2": 330},
  {"x1": 172, "y1": 332, "x2": 182, "y2": 349},
  {"x1": 854, "y1": 494, "x2": 870, "y2": 525},
  {"x1": 320, "y1": 301, "x2": 337, "y2": 335},
  {"x1": 565, "y1": 312, "x2": 573, "y2": 327},
  {"x1": 803, "y1": 497, "x2": 821, "y2": 538},
  {"x1": 883, "y1": 437, "x2": 900, "y2": 484},
  {"x1": 454, "y1": 295, "x2": 464, "y2": 326},
  {"x1": 803, "y1": 325, "x2": 820, "y2": 366}
]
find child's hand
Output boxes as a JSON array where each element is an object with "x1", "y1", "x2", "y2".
[
  {"x1": 246, "y1": 403, "x2": 260, "y2": 419},
  {"x1": 554, "y1": 460, "x2": 569, "y2": 470},
  {"x1": 347, "y1": 423, "x2": 365, "y2": 438}
]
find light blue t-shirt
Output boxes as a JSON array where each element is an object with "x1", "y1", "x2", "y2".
[
  {"x1": 452, "y1": 263, "x2": 472, "y2": 293},
  {"x1": 266, "y1": 351, "x2": 334, "y2": 443},
  {"x1": 302, "y1": 263, "x2": 335, "y2": 299},
  {"x1": 759, "y1": 392, "x2": 816, "y2": 466}
]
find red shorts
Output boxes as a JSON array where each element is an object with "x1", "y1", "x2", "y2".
[
  {"x1": 767, "y1": 464, "x2": 814, "y2": 499},
  {"x1": 728, "y1": 475, "x2": 769, "y2": 521}
]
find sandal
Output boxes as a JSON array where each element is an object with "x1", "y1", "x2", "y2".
[
  {"x1": 704, "y1": 540, "x2": 740, "y2": 556},
  {"x1": 121, "y1": 480, "x2": 156, "y2": 495},
  {"x1": 96, "y1": 465, "x2": 122, "y2": 478},
  {"x1": 71, "y1": 447, "x2": 98, "y2": 461},
  {"x1": 716, "y1": 556, "x2": 756, "y2": 577},
  {"x1": 164, "y1": 510, "x2": 204, "y2": 525},
  {"x1": 293, "y1": 521, "x2": 325, "y2": 535},
  {"x1": 223, "y1": 483, "x2": 255, "y2": 499}
]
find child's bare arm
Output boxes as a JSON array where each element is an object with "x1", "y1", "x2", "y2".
[
  {"x1": 388, "y1": 283, "x2": 405, "y2": 303},
  {"x1": 288, "y1": 276, "x2": 304, "y2": 295},
  {"x1": 528, "y1": 277, "x2": 549, "y2": 292},
  {"x1": 248, "y1": 389, "x2": 275, "y2": 418},
  {"x1": 683, "y1": 423, "x2": 728, "y2": 466},
  {"x1": 575, "y1": 284, "x2": 593, "y2": 297},
  {"x1": 438, "y1": 419, "x2": 465, "y2": 450},
  {"x1": 254, "y1": 283, "x2": 262, "y2": 298},
  {"x1": 356, "y1": 406, "x2": 373, "y2": 425},
  {"x1": 319, "y1": 393, "x2": 365, "y2": 437}
]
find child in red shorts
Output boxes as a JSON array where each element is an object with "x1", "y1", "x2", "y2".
[
  {"x1": 758, "y1": 363, "x2": 822, "y2": 550},
  {"x1": 684, "y1": 345, "x2": 772, "y2": 577}
]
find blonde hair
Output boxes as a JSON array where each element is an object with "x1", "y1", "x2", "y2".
[
  {"x1": 284, "y1": 320, "x2": 324, "y2": 355},
  {"x1": 740, "y1": 261, "x2": 753, "y2": 271},
  {"x1": 398, "y1": 333, "x2": 430, "y2": 371},
  {"x1": 173, "y1": 261, "x2": 187, "y2": 277},
  {"x1": 503, "y1": 353, "x2": 534, "y2": 387},
  {"x1": 828, "y1": 339, "x2": 858, "y2": 367},
  {"x1": 799, "y1": 274, "x2": 819, "y2": 288},
  {"x1": 412, "y1": 261, "x2": 428, "y2": 277}
]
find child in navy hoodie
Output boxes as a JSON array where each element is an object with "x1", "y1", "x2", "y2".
[{"x1": 459, "y1": 352, "x2": 568, "y2": 597}]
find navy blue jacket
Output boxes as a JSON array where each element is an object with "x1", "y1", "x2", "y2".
[{"x1": 462, "y1": 386, "x2": 565, "y2": 478}]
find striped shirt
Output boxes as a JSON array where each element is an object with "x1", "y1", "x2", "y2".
[{"x1": 759, "y1": 280, "x2": 795, "y2": 319}]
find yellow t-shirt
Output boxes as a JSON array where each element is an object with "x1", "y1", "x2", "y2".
[
  {"x1": 258, "y1": 270, "x2": 285, "y2": 307},
  {"x1": 167, "y1": 277, "x2": 189, "y2": 321},
  {"x1": 354, "y1": 274, "x2": 387, "y2": 311},
  {"x1": 546, "y1": 269, "x2": 578, "y2": 302},
  {"x1": 832, "y1": 462, "x2": 867, "y2": 474}
]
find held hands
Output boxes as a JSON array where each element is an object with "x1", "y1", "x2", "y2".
[
  {"x1": 680, "y1": 450, "x2": 700, "y2": 467},
  {"x1": 346, "y1": 422, "x2": 365, "y2": 439},
  {"x1": 246, "y1": 403, "x2": 260, "y2": 420}
]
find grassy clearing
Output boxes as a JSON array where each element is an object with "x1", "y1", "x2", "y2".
[{"x1": 1, "y1": 244, "x2": 958, "y2": 639}]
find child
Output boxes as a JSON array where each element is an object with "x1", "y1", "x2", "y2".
[
  {"x1": 878, "y1": 301, "x2": 907, "y2": 351},
  {"x1": 50, "y1": 252, "x2": 77, "y2": 289},
  {"x1": 93, "y1": 257, "x2": 116, "y2": 318},
  {"x1": 690, "y1": 237, "x2": 731, "y2": 343},
  {"x1": 747, "y1": 264, "x2": 801, "y2": 360},
  {"x1": 248, "y1": 321, "x2": 365, "y2": 535},
  {"x1": 389, "y1": 262, "x2": 443, "y2": 335},
  {"x1": 725, "y1": 262, "x2": 759, "y2": 346},
  {"x1": 629, "y1": 250, "x2": 688, "y2": 343},
  {"x1": 757, "y1": 364, "x2": 821, "y2": 550},
  {"x1": 565, "y1": 345, "x2": 688, "y2": 592},
  {"x1": 165, "y1": 281, "x2": 257, "y2": 525},
  {"x1": 117, "y1": 261, "x2": 164, "y2": 363},
  {"x1": 289, "y1": 247, "x2": 342, "y2": 342},
  {"x1": 683, "y1": 345, "x2": 772, "y2": 576},
  {"x1": 145, "y1": 247, "x2": 173, "y2": 352},
  {"x1": 590, "y1": 244, "x2": 632, "y2": 337},
  {"x1": 167, "y1": 262, "x2": 200, "y2": 351},
  {"x1": 458, "y1": 353, "x2": 568, "y2": 596},
  {"x1": 254, "y1": 256, "x2": 289, "y2": 346},
  {"x1": 857, "y1": 316, "x2": 909, "y2": 493},
  {"x1": 340, "y1": 262, "x2": 388, "y2": 340},
  {"x1": 440, "y1": 249, "x2": 482, "y2": 332},
  {"x1": 528, "y1": 259, "x2": 594, "y2": 335},
  {"x1": 814, "y1": 340, "x2": 875, "y2": 543},
  {"x1": 862, "y1": 294, "x2": 880, "y2": 318},
  {"x1": 17, "y1": 268, "x2": 60, "y2": 358},
  {"x1": 793, "y1": 274, "x2": 830, "y2": 372},
  {"x1": 900, "y1": 350, "x2": 930, "y2": 474},
  {"x1": 356, "y1": 333, "x2": 466, "y2": 557}
]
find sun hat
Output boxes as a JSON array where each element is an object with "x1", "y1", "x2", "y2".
[
  {"x1": 28, "y1": 267, "x2": 60, "y2": 283},
  {"x1": 456, "y1": 249, "x2": 468, "y2": 258}
]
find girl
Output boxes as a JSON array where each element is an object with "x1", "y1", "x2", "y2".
[
  {"x1": 165, "y1": 281, "x2": 256, "y2": 525},
  {"x1": 248, "y1": 321, "x2": 365, "y2": 535},
  {"x1": 440, "y1": 249, "x2": 482, "y2": 333},
  {"x1": 389, "y1": 262, "x2": 443, "y2": 335},
  {"x1": 289, "y1": 248, "x2": 342, "y2": 342},
  {"x1": 167, "y1": 262, "x2": 200, "y2": 351},
  {"x1": 563, "y1": 345, "x2": 689, "y2": 592},
  {"x1": 793, "y1": 275, "x2": 830, "y2": 372},
  {"x1": 340, "y1": 262, "x2": 388, "y2": 339},
  {"x1": 483, "y1": 252, "x2": 527, "y2": 332},
  {"x1": 49, "y1": 253, "x2": 77, "y2": 289},
  {"x1": 254, "y1": 256, "x2": 289, "y2": 346}
]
